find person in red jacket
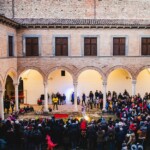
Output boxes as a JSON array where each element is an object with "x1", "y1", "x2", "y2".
[{"x1": 80, "y1": 119, "x2": 87, "y2": 131}]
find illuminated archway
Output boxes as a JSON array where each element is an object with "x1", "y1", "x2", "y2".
[
  {"x1": 4, "y1": 75, "x2": 14, "y2": 100},
  {"x1": 77, "y1": 69, "x2": 103, "y2": 98},
  {"x1": 107, "y1": 68, "x2": 132, "y2": 95},
  {"x1": 48, "y1": 69, "x2": 73, "y2": 104},
  {"x1": 19, "y1": 69, "x2": 44, "y2": 104},
  {"x1": 136, "y1": 68, "x2": 150, "y2": 97}
]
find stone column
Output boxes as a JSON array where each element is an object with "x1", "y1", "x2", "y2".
[
  {"x1": 102, "y1": 81, "x2": 107, "y2": 111},
  {"x1": 0, "y1": 90, "x2": 4, "y2": 120},
  {"x1": 132, "y1": 80, "x2": 136, "y2": 96},
  {"x1": 73, "y1": 81, "x2": 78, "y2": 111},
  {"x1": 44, "y1": 82, "x2": 48, "y2": 112},
  {"x1": 14, "y1": 83, "x2": 19, "y2": 111}
]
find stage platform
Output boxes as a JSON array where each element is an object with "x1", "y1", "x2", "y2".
[{"x1": 17, "y1": 104, "x2": 115, "y2": 121}]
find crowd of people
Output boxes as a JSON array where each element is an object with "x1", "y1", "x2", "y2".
[
  {"x1": 0, "y1": 90, "x2": 150, "y2": 150},
  {"x1": 51, "y1": 92, "x2": 66, "y2": 105}
]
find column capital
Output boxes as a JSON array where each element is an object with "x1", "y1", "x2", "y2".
[
  {"x1": 44, "y1": 81, "x2": 48, "y2": 86},
  {"x1": 102, "y1": 81, "x2": 107, "y2": 86},
  {"x1": 73, "y1": 81, "x2": 78, "y2": 86},
  {"x1": 13, "y1": 83, "x2": 19, "y2": 86},
  {"x1": 132, "y1": 80, "x2": 136, "y2": 85}
]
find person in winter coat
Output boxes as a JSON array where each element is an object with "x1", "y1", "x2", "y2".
[
  {"x1": 97, "y1": 129, "x2": 105, "y2": 150},
  {"x1": 87, "y1": 125, "x2": 97, "y2": 150}
]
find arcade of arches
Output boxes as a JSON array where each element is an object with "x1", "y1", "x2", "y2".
[{"x1": 0, "y1": 67, "x2": 150, "y2": 119}]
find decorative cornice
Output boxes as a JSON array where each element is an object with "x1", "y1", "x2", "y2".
[
  {"x1": 0, "y1": 15, "x2": 150, "y2": 29},
  {"x1": 0, "y1": 15, "x2": 19, "y2": 28}
]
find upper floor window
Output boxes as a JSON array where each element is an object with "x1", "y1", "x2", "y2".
[
  {"x1": 26, "y1": 37, "x2": 39, "y2": 56},
  {"x1": 113, "y1": 37, "x2": 125, "y2": 55},
  {"x1": 84, "y1": 37, "x2": 97, "y2": 56},
  {"x1": 141, "y1": 38, "x2": 150, "y2": 55},
  {"x1": 8, "y1": 36, "x2": 14, "y2": 56},
  {"x1": 55, "y1": 37, "x2": 68, "y2": 56}
]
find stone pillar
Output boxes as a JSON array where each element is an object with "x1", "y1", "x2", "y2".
[
  {"x1": 132, "y1": 80, "x2": 136, "y2": 96},
  {"x1": 73, "y1": 82, "x2": 78, "y2": 111},
  {"x1": 14, "y1": 83, "x2": 19, "y2": 111},
  {"x1": 44, "y1": 82, "x2": 48, "y2": 112},
  {"x1": 102, "y1": 81, "x2": 107, "y2": 111},
  {"x1": 0, "y1": 90, "x2": 4, "y2": 120}
]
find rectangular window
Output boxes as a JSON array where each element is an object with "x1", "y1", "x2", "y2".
[
  {"x1": 84, "y1": 37, "x2": 97, "y2": 56},
  {"x1": 26, "y1": 37, "x2": 39, "y2": 56},
  {"x1": 113, "y1": 37, "x2": 125, "y2": 55},
  {"x1": 8, "y1": 36, "x2": 14, "y2": 56},
  {"x1": 55, "y1": 37, "x2": 68, "y2": 56},
  {"x1": 141, "y1": 38, "x2": 150, "y2": 55}
]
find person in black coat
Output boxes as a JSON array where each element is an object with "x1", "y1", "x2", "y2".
[
  {"x1": 87, "y1": 125, "x2": 97, "y2": 150},
  {"x1": 82, "y1": 93, "x2": 86, "y2": 106},
  {"x1": 89, "y1": 91, "x2": 94, "y2": 103}
]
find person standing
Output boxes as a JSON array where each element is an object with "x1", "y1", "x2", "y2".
[
  {"x1": 71, "y1": 92, "x2": 74, "y2": 104},
  {"x1": 95, "y1": 90, "x2": 99, "y2": 100},
  {"x1": 10, "y1": 98, "x2": 15, "y2": 112},
  {"x1": 89, "y1": 91, "x2": 94, "y2": 103},
  {"x1": 52, "y1": 95, "x2": 58, "y2": 110},
  {"x1": 82, "y1": 93, "x2": 86, "y2": 106},
  {"x1": 6, "y1": 100, "x2": 10, "y2": 114},
  {"x1": 62, "y1": 94, "x2": 66, "y2": 104}
]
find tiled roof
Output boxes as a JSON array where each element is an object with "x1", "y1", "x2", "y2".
[
  {"x1": 0, "y1": 15, "x2": 150, "y2": 28},
  {"x1": 13, "y1": 18, "x2": 150, "y2": 26}
]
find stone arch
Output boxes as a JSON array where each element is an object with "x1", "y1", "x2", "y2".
[
  {"x1": 46, "y1": 66, "x2": 74, "y2": 81},
  {"x1": 0, "y1": 74, "x2": 4, "y2": 91},
  {"x1": 18, "y1": 66, "x2": 46, "y2": 82},
  {"x1": 106, "y1": 65, "x2": 134, "y2": 80},
  {"x1": 135, "y1": 65, "x2": 150, "y2": 79},
  {"x1": 4, "y1": 67, "x2": 17, "y2": 84},
  {"x1": 76, "y1": 66, "x2": 106, "y2": 81}
]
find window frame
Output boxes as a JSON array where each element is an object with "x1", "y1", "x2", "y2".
[
  {"x1": 52, "y1": 35, "x2": 71, "y2": 56},
  {"x1": 111, "y1": 35, "x2": 128, "y2": 56},
  {"x1": 141, "y1": 36, "x2": 150, "y2": 56},
  {"x1": 84, "y1": 37, "x2": 97, "y2": 56},
  {"x1": 81, "y1": 35, "x2": 100, "y2": 56},
  {"x1": 7, "y1": 33, "x2": 15, "y2": 57},
  {"x1": 55, "y1": 37, "x2": 68, "y2": 56},
  {"x1": 23, "y1": 34, "x2": 41, "y2": 56}
]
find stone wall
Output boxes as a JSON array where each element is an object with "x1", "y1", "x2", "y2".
[
  {"x1": 1, "y1": 0, "x2": 150, "y2": 19},
  {"x1": 0, "y1": 0, "x2": 4, "y2": 15}
]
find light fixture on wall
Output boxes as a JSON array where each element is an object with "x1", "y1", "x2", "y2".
[
  {"x1": 23, "y1": 77, "x2": 28, "y2": 80},
  {"x1": 48, "y1": 77, "x2": 53, "y2": 80},
  {"x1": 126, "y1": 76, "x2": 131, "y2": 80}
]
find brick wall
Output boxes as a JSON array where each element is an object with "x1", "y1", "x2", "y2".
[
  {"x1": 17, "y1": 56, "x2": 150, "y2": 81},
  {"x1": 2, "y1": 0, "x2": 150, "y2": 19},
  {"x1": 17, "y1": 28, "x2": 150, "y2": 57},
  {"x1": 0, "y1": 24, "x2": 17, "y2": 57},
  {"x1": 0, "y1": 24, "x2": 17, "y2": 85}
]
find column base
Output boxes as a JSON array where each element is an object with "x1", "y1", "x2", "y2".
[
  {"x1": 102, "y1": 108, "x2": 107, "y2": 113},
  {"x1": 0, "y1": 113, "x2": 4, "y2": 120},
  {"x1": 74, "y1": 105, "x2": 78, "y2": 112},
  {"x1": 43, "y1": 110, "x2": 49, "y2": 115}
]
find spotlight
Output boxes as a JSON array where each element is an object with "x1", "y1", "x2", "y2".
[{"x1": 84, "y1": 115, "x2": 90, "y2": 121}]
